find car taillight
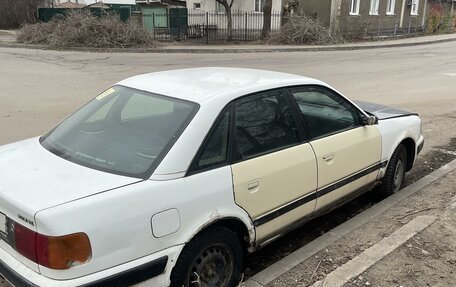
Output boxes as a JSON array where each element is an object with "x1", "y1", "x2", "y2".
[
  {"x1": 12, "y1": 221, "x2": 92, "y2": 270},
  {"x1": 14, "y1": 223, "x2": 37, "y2": 262},
  {"x1": 36, "y1": 233, "x2": 92, "y2": 269}
]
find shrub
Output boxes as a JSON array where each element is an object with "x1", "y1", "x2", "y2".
[
  {"x1": 17, "y1": 10, "x2": 155, "y2": 49},
  {"x1": 338, "y1": 18, "x2": 371, "y2": 42},
  {"x1": 426, "y1": 8, "x2": 443, "y2": 34},
  {"x1": 267, "y1": 14, "x2": 341, "y2": 45}
]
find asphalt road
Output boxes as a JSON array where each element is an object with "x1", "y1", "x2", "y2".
[
  {"x1": 0, "y1": 42, "x2": 456, "y2": 285},
  {"x1": 1, "y1": 43, "x2": 456, "y2": 151}
]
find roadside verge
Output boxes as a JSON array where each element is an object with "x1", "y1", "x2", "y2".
[{"x1": 0, "y1": 33, "x2": 455, "y2": 53}]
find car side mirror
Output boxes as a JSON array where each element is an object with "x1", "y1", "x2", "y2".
[{"x1": 361, "y1": 115, "x2": 378, "y2": 126}]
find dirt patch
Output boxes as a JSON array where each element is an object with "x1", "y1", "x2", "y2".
[
  {"x1": 244, "y1": 138, "x2": 456, "y2": 279},
  {"x1": 346, "y1": 211, "x2": 456, "y2": 286},
  {"x1": 243, "y1": 191, "x2": 380, "y2": 278},
  {"x1": 405, "y1": 137, "x2": 456, "y2": 185}
]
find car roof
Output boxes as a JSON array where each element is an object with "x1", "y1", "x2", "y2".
[{"x1": 116, "y1": 67, "x2": 325, "y2": 104}]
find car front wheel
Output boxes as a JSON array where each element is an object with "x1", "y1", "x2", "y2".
[
  {"x1": 381, "y1": 144, "x2": 407, "y2": 195},
  {"x1": 170, "y1": 227, "x2": 243, "y2": 287}
]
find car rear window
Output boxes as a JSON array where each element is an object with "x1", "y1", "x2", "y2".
[{"x1": 40, "y1": 86, "x2": 198, "y2": 179}]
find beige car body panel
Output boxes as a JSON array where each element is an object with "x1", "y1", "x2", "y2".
[
  {"x1": 311, "y1": 126, "x2": 382, "y2": 210},
  {"x1": 231, "y1": 144, "x2": 317, "y2": 242}
]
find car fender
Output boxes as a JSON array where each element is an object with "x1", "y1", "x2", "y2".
[
  {"x1": 375, "y1": 115, "x2": 422, "y2": 177},
  {"x1": 181, "y1": 166, "x2": 256, "y2": 249}
]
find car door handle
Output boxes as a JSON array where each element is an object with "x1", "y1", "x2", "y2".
[
  {"x1": 322, "y1": 153, "x2": 335, "y2": 162},
  {"x1": 247, "y1": 180, "x2": 260, "y2": 193}
]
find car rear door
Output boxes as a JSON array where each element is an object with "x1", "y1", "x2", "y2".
[
  {"x1": 288, "y1": 86, "x2": 382, "y2": 211},
  {"x1": 229, "y1": 89, "x2": 318, "y2": 243}
]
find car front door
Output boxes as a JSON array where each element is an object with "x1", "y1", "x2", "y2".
[
  {"x1": 230, "y1": 89, "x2": 318, "y2": 243},
  {"x1": 288, "y1": 86, "x2": 382, "y2": 211}
]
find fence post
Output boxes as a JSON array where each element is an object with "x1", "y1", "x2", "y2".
[
  {"x1": 177, "y1": 11, "x2": 181, "y2": 40},
  {"x1": 165, "y1": 9, "x2": 169, "y2": 41},
  {"x1": 408, "y1": 17, "x2": 411, "y2": 34},
  {"x1": 394, "y1": 18, "x2": 398, "y2": 36},
  {"x1": 206, "y1": 11, "x2": 209, "y2": 45},
  {"x1": 244, "y1": 12, "x2": 248, "y2": 43},
  {"x1": 152, "y1": 13, "x2": 156, "y2": 40}
]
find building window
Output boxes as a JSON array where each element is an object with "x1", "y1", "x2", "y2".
[
  {"x1": 193, "y1": 2, "x2": 201, "y2": 9},
  {"x1": 369, "y1": 0, "x2": 380, "y2": 15},
  {"x1": 254, "y1": 0, "x2": 264, "y2": 12},
  {"x1": 350, "y1": 0, "x2": 360, "y2": 15},
  {"x1": 411, "y1": 0, "x2": 419, "y2": 15},
  {"x1": 386, "y1": 0, "x2": 396, "y2": 15}
]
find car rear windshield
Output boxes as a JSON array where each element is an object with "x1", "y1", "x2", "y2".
[{"x1": 40, "y1": 85, "x2": 198, "y2": 179}]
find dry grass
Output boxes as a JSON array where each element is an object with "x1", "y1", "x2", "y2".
[
  {"x1": 17, "y1": 11, "x2": 155, "y2": 49},
  {"x1": 267, "y1": 15, "x2": 342, "y2": 45}
]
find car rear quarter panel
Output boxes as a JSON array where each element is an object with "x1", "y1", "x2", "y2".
[{"x1": 34, "y1": 166, "x2": 253, "y2": 281}]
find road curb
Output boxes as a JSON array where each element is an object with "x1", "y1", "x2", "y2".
[
  {"x1": 242, "y1": 159, "x2": 456, "y2": 287},
  {"x1": 157, "y1": 37, "x2": 456, "y2": 53},
  {"x1": 0, "y1": 35, "x2": 455, "y2": 54},
  {"x1": 311, "y1": 215, "x2": 436, "y2": 287}
]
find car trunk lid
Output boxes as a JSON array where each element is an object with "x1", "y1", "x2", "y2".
[{"x1": 0, "y1": 137, "x2": 141, "y2": 223}]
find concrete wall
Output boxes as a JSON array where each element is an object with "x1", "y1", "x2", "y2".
[
  {"x1": 303, "y1": 0, "x2": 429, "y2": 34},
  {"x1": 297, "y1": 0, "x2": 332, "y2": 27}
]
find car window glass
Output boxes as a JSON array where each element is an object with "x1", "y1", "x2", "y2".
[
  {"x1": 234, "y1": 90, "x2": 300, "y2": 159},
  {"x1": 196, "y1": 109, "x2": 230, "y2": 170},
  {"x1": 121, "y1": 93, "x2": 174, "y2": 121},
  {"x1": 40, "y1": 86, "x2": 198, "y2": 178},
  {"x1": 290, "y1": 86, "x2": 361, "y2": 139},
  {"x1": 86, "y1": 95, "x2": 118, "y2": 123}
]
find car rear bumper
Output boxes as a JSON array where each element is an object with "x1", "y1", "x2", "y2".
[{"x1": 0, "y1": 244, "x2": 183, "y2": 287}]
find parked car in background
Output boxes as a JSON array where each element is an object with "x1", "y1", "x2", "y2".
[{"x1": 0, "y1": 68, "x2": 423, "y2": 287}]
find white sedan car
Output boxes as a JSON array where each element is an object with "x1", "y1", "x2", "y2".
[{"x1": 0, "y1": 68, "x2": 423, "y2": 287}]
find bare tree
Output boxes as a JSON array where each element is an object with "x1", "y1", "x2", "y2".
[
  {"x1": 0, "y1": 0, "x2": 39, "y2": 29},
  {"x1": 261, "y1": 0, "x2": 272, "y2": 39},
  {"x1": 216, "y1": 0, "x2": 234, "y2": 41}
]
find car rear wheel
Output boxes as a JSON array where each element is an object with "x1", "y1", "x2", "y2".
[
  {"x1": 170, "y1": 227, "x2": 243, "y2": 287},
  {"x1": 380, "y1": 144, "x2": 407, "y2": 195}
]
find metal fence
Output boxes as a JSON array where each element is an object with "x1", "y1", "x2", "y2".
[
  {"x1": 142, "y1": 9, "x2": 455, "y2": 44},
  {"x1": 339, "y1": 16, "x2": 428, "y2": 40},
  {"x1": 143, "y1": 10, "x2": 282, "y2": 44}
]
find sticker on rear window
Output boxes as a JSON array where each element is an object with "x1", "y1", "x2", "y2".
[{"x1": 96, "y1": 88, "x2": 116, "y2": 100}]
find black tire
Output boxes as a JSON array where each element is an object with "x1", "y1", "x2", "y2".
[
  {"x1": 170, "y1": 227, "x2": 243, "y2": 287},
  {"x1": 380, "y1": 144, "x2": 407, "y2": 195}
]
